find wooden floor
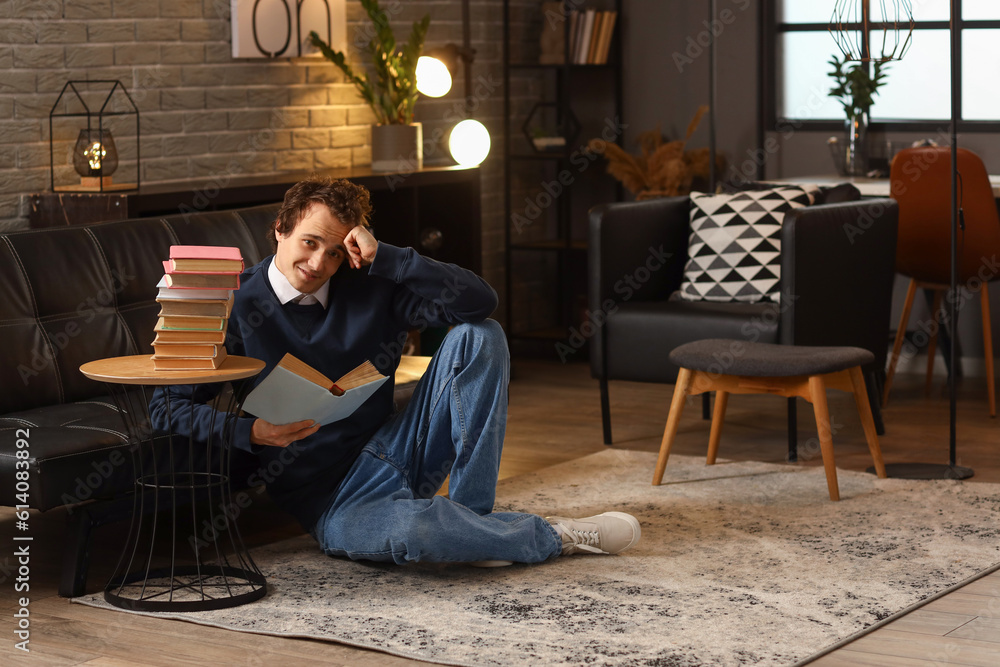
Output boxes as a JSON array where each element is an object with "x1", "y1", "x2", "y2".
[{"x1": 2, "y1": 359, "x2": 999, "y2": 665}]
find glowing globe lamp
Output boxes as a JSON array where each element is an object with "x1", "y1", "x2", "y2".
[{"x1": 448, "y1": 119, "x2": 490, "y2": 167}]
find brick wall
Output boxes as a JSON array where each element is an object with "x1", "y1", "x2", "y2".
[{"x1": 0, "y1": 0, "x2": 508, "y2": 305}]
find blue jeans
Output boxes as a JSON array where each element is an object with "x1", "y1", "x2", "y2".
[{"x1": 312, "y1": 320, "x2": 562, "y2": 564}]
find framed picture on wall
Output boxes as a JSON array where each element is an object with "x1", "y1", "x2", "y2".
[{"x1": 231, "y1": 0, "x2": 346, "y2": 59}]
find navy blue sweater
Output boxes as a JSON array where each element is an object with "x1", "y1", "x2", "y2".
[{"x1": 149, "y1": 243, "x2": 497, "y2": 529}]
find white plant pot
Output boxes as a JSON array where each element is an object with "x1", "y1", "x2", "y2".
[{"x1": 371, "y1": 123, "x2": 423, "y2": 172}]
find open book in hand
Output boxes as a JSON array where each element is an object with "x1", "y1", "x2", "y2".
[{"x1": 242, "y1": 353, "x2": 389, "y2": 426}]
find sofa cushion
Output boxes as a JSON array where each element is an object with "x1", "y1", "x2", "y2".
[
  {"x1": 814, "y1": 182, "x2": 862, "y2": 204},
  {"x1": 604, "y1": 300, "x2": 780, "y2": 383},
  {"x1": 678, "y1": 185, "x2": 817, "y2": 304},
  {"x1": 1, "y1": 396, "x2": 145, "y2": 512},
  {"x1": 721, "y1": 181, "x2": 860, "y2": 205}
]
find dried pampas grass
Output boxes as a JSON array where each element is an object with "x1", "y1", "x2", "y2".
[{"x1": 588, "y1": 106, "x2": 725, "y2": 199}]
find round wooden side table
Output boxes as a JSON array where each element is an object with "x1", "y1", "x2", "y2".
[{"x1": 79, "y1": 354, "x2": 266, "y2": 612}]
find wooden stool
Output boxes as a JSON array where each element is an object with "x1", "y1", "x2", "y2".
[{"x1": 653, "y1": 339, "x2": 888, "y2": 501}]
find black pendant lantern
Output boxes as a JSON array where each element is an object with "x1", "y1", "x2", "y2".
[
  {"x1": 829, "y1": 0, "x2": 915, "y2": 63},
  {"x1": 49, "y1": 80, "x2": 139, "y2": 192},
  {"x1": 73, "y1": 128, "x2": 118, "y2": 181}
]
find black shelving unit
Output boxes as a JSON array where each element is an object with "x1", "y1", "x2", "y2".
[{"x1": 502, "y1": 0, "x2": 623, "y2": 353}]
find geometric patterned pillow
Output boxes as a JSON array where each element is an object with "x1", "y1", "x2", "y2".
[{"x1": 677, "y1": 185, "x2": 818, "y2": 303}]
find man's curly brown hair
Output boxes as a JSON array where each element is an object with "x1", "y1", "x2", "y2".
[{"x1": 268, "y1": 176, "x2": 373, "y2": 249}]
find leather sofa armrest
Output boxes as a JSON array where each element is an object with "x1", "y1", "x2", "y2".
[
  {"x1": 780, "y1": 198, "x2": 899, "y2": 368},
  {"x1": 588, "y1": 196, "x2": 691, "y2": 311},
  {"x1": 588, "y1": 196, "x2": 691, "y2": 377}
]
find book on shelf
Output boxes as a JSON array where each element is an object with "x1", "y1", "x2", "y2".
[
  {"x1": 587, "y1": 11, "x2": 604, "y2": 64},
  {"x1": 531, "y1": 136, "x2": 567, "y2": 152},
  {"x1": 152, "y1": 342, "x2": 226, "y2": 359},
  {"x1": 154, "y1": 318, "x2": 227, "y2": 343},
  {"x1": 570, "y1": 10, "x2": 585, "y2": 63},
  {"x1": 162, "y1": 262, "x2": 239, "y2": 290},
  {"x1": 157, "y1": 314, "x2": 227, "y2": 331},
  {"x1": 242, "y1": 353, "x2": 390, "y2": 426},
  {"x1": 596, "y1": 11, "x2": 617, "y2": 64},
  {"x1": 567, "y1": 9, "x2": 579, "y2": 62},
  {"x1": 168, "y1": 245, "x2": 244, "y2": 274},
  {"x1": 156, "y1": 293, "x2": 235, "y2": 317},
  {"x1": 151, "y1": 347, "x2": 228, "y2": 371},
  {"x1": 576, "y1": 9, "x2": 595, "y2": 64}
]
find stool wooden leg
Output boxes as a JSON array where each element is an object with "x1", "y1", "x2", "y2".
[
  {"x1": 706, "y1": 390, "x2": 728, "y2": 465},
  {"x1": 808, "y1": 375, "x2": 840, "y2": 501},
  {"x1": 654, "y1": 367, "x2": 693, "y2": 485},
  {"x1": 884, "y1": 279, "x2": 918, "y2": 407},
  {"x1": 848, "y1": 366, "x2": 887, "y2": 479},
  {"x1": 925, "y1": 289, "x2": 943, "y2": 395},
  {"x1": 981, "y1": 283, "x2": 996, "y2": 418}
]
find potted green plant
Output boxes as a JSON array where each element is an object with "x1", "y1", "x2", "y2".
[
  {"x1": 826, "y1": 55, "x2": 889, "y2": 176},
  {"x1": 309, "y1": 0, "x2": 429, "y2": 171}
]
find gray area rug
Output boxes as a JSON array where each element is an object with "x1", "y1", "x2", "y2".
[{"x1": 75, "y1": 451, "x2": 1000, "y2": 666}]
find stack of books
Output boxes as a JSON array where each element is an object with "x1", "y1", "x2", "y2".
[{"x1": 151, "y1": 246, "x2": 243, "y2": 371}]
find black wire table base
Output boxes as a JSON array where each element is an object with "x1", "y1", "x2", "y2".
[
  {"x1": 105, "y1": 565, "x2": 267, "y2": 612},
  {"x1": 99, "y1": 371, "x2": 267, "y2": 612}
]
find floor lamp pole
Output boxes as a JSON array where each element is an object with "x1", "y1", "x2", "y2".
[
  {"x1": 876, "y1": 0, "x2": 973, "y2": 481},
  {"x1": 947, "y1": 0, "x2": 969, "y2": 476},
  {"x1": 708, "y1": 0, "x2": 717, "y2": 192},
  {"x1": 949, "y1": 0, "x2": 958, "y2": 463},
  {"x1": 702, "y1": 0, "x2": 718, "y2": 424}
]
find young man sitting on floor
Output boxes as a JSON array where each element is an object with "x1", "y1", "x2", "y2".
[{"x1": 150, "y1": 176, "x2": 640, "y2": 566}]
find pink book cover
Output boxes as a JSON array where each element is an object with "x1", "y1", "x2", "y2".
[
  {"x1": 161, "y1": 262, "x2": 240, "y2": 289},
  {"x1": 169, "y1": 245, "x2": 243, "y2": 260},
  {"x1": 167, "y1": 245, "x2": 245, "y2": 274}
]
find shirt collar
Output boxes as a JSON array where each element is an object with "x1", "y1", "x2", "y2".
[{"x1": 267, "y1": 257, "x2": 330, "y2": 308}]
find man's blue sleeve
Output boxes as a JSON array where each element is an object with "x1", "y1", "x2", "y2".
[
  {"x1": 368, "y1": 243, "x2": 498, "y2": 328},
  {"x1": 149, "y1": 383, "x2": 258, "y2": 455}
]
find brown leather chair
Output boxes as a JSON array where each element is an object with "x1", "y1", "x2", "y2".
[{"x1": 884, "y1": 147, "x2": 1000, "y2": 416}]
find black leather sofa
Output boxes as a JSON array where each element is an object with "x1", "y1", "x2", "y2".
[
  {"x1": 0, "y1": 205, "x2": 282, "y2": 596},
  {"x1": 589, "y1": 193, "x2": 899, "y2": 450},
  {"x1": 0, "y1": 204, "x2": 419, "y2": 597}
]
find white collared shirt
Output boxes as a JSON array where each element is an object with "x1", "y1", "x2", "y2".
[{"x1": 267, "y1": 257, "x2": 330, "y2": 308}]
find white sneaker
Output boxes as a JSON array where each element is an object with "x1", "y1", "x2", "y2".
[{"x1": 546, "y1": 512, "x2": 641, "y2": 556}]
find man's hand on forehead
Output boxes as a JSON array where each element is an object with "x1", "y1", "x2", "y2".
[{"x1": 344, "y1": 226, "x2": 378, "y2": 269}]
